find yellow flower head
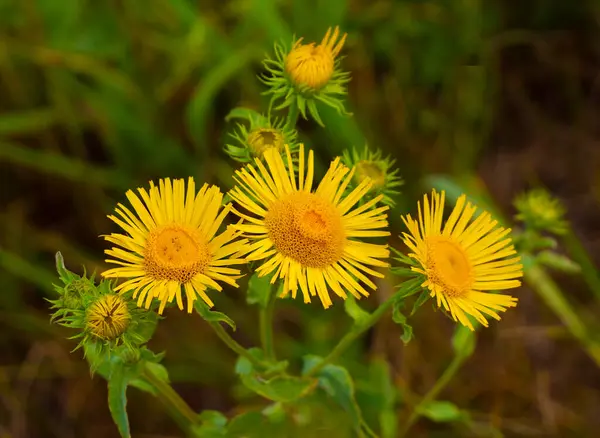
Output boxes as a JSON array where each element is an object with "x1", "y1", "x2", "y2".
[
  {"x1": 102, "y1": 178, "x2": 248, "y2": 314},
  {"x1": 86, "y1": 294, "x2": 131, "y2": 341},
  {"x1": 261, "y1": 26, "x2": 351, "y2": 126},
  {"x1": 285, "y1": 26, "x2": 347, "y2": 90},
  {"x1": 401, "y1": 190, "x2": 523, "y2": 330},
  {"x1": 229, "y1": 144, "x2": 391, "y2": 308}
]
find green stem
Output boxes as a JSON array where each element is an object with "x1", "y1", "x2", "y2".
[
  {"x1": 399, "y1": 354, "x2": 466, "y2": 437},
  {"x1": 260, "y1": 285, "x2": 278, "y2": 361},
  {"x1": 562, "y1": 226, "x2": 600, "y2": 302},
  {"x1": 306, "y1": 279, "x2": 421, "y2": 377},
  {"x1": 523, "y1": 253, "x2": 600, "y2": 367},
  {"x1": 142, "y1": 362, "x2": 198, "y2": 433},
  {"x1": 207, "y1": 321, "x2": 269, "y2": 370},
  {"x1": 285, "y1": 104, "x2": 299, "y2": 131}
]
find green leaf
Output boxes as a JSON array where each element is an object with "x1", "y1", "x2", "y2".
[
  {"x1": 192, "y1": 410, "x2": 228, "y2": 437},
  {"x1": 410, "y1": 289, "x2": 431, "y2": 316},
  {"x1": 419, "y1": 400, "x2": 463, "y2": 423},
  {"x1": 452, "y1": 326, "x2": 476, "y2": 358},
  {"x1": 194, "y1": 300, "x2": 236, "y2": 330},
  {"x1": 129, "y1": 362, "x2": 169, "y2": 395},
  {"x1": 391, "y1": 302, "x2": 413, "y2": 344},
  {"x1": 224, "y1": 107, "x2": 265, "y2": 124},
  {"x1": 236, "y1": 350, "x2": 314, "y2": 403},
  {"x1": 343, "y1": 295, "x2": 370, "y2": 326},
  {"x1": 107, "y1": 363, "x2": 131, "y2": 438},
  {"x1": 302, "y1": 356, "x2": 367, "y2": 435},
  {"x1": 0, "y1": 108, "x2": 60, "y2": 136},
  {"x1": 226, "y1": 411, "x2": 279, "y2": 437},
  {"x1": 54, "y1": 251, "x2": 73, "y2": 283},
  {"x1": 537, "y1": 251, "x2": 581, "y2": 274},
  {"x1": 247, "y1": 272, "x2": 272, "y2": 308}
]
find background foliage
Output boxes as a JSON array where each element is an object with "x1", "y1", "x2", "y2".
[{"x1": 1, "y1": 0, "x2": 600, "y2": 436}]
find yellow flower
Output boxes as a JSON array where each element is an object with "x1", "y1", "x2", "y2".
[
  {"x1": 102, "y1": 178, "x2": 248, "y2": 314},
  {"x1": 401, "y1": 190, "x2": 523, "y2": 330},
  {"x1": 229, "y1": 144, "x2": 391, "y2": 308},
  {"x1": 86, "y1": 294, "x2": 130, "y2": 340},
  {"x1": 261, "y1": 26, "x2": 351, "y2": 126},
  {"x1": 285, "y1": 26, "x2": 347, "y2": 90}
]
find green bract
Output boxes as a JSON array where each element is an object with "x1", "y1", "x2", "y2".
[
  {"x1": 260, "y1": 36, "x2": 351, "y2": 127},
  {"x1": 342, "y1": 145, "x2": 403, "y2": 207},
  {"x1": 224, "y1": 108, "x2": 299, "y2": 163}
]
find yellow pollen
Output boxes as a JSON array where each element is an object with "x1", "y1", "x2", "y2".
[
  {"x1": 247, "y1": 128, "x2": 284, "y2": 156},
  {"x1": 425, "y1": 237, "x2": 473, "y2": 297},
  {"x1": 264, "y1": 192, "x2": 345, "y2": 268},
  {"x1": 355, "y1": 160, "x2": 386, "y2": 189},
  {"x1": 144, "y1": 225, "x2": 211, "y2": 283},
  {"x1": 86, "y1": 294, "x2": 130, "y2": 340}
]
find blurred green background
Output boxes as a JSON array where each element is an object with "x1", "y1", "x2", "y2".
[{"x1": 2, "y1": 0, "x2": 600, "y2": 437}]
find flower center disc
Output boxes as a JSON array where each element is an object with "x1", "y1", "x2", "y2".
[
  {"x1": 425, "y1": 237, "x2": 473, "y2": 296},
  {"x1": 87, "y1": 294, "x2": 130, "y2": 340},
  {"x1": 285, "y1": 45, "x2": 335, "y2": 89},
  {"x1": 355, "y1": 160, "x2": 386, "y2": 188},
  {"x1": 144, "y1": 226, "x2": 210, "y2": 283},
  {"x1": 264, "y1": 192, "x2": 345, "y2": 268}
]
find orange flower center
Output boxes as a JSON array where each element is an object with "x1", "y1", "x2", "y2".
[
  {"x1": 264, "y1": 192, "x2": 345, "y2": 268},
  {"x1": 425, "y1": 236, "x2": 473, "y2": 297},
  {"x1": 144, "y1": 225, "x2": 210, "y2": 283}
]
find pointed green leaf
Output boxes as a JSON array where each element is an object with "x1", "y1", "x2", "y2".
[
  {"x1": 410, "y1": 289, "x2": 431, "y2": 316},
  {"x1": 418, "y1": 400, "x2": 463, "y2": 423},
  {"x1": 537, "y1": 250, "x2": 581, "y2": 274},
  {"x1": 194, "y1": 300, "x2": 236, "y2": 330},
  {"x1": 227, "y1": 411, "x2": 282, "y2": 437},
  {"x1": 343, "y1": 295, "x2": 370, "y2": 326},
  {"x1": 107, "y1": 364, "x2": 131, "y2": 438},
  {"x1": 225, "y1": 107, "x2": 265, "y2": 124},
  {"x1": 391, "y1": 302, "x2": 413, "y2": 344},
  {"x1": 192, "y1": 410, "x2": 228, "y2": 437},
  {"x1": 247, "y1": 272, "x2": 273, "y2": 308},
  {"x1": 302, "y1": 356, "x2": 368, "y2": 435},
  {"x1": 236, "y1": 351, "x2": 315, "y2": 403}
]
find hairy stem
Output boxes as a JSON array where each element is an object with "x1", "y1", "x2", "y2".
[{"x1": 260, "y1": 285, "x2": 278, "y2": 361}]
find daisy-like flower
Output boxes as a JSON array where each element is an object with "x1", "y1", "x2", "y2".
[
  {"x1": 342, "y1": 145, "x2": 403, "y2": 207},
  {"x1": 261, "y1": 26, "x2": 351, "y2": 126},
  {"x1": 101, "y1": 178, "x2": 248, "y2": 314},
  {"x1": 225, "y1": 110, "x2": 299, "y2": 163},
  {"x1": 229, "y1": 144, "x2": 391, "y2": 308},
  {"x1": 401, "y1": 190, "x2": 523, "y2": 330}
]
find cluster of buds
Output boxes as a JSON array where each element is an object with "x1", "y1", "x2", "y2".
[{"x1": 49, "y1": 252, "x2": 157, "y2": 368}]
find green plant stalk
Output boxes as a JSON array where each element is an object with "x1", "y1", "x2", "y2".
[
  {"x1": 285, "y1": 104, "x2": 299, "y2": 131},
  {"x1": 562, "y1": 226, "x2": 600, "y2": 302},
  {"x1": 260, "y1": 285, "x2": 278, "y2": 361},
  {"x1": 523, "y1": 253, "x2": 600, "y2": 367},
  {"x1": 141, "y1": 362, "x2": 198, "y2": 434},
  {"x1": 399, "y1": 354, "x2": 466, "y2": 437},
  {"x1": 306, "y1": 280, "x2": 421, "y2": 377},
  {"x1": 207, "y1": 321, "x2": 269, "y2": 369}
]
